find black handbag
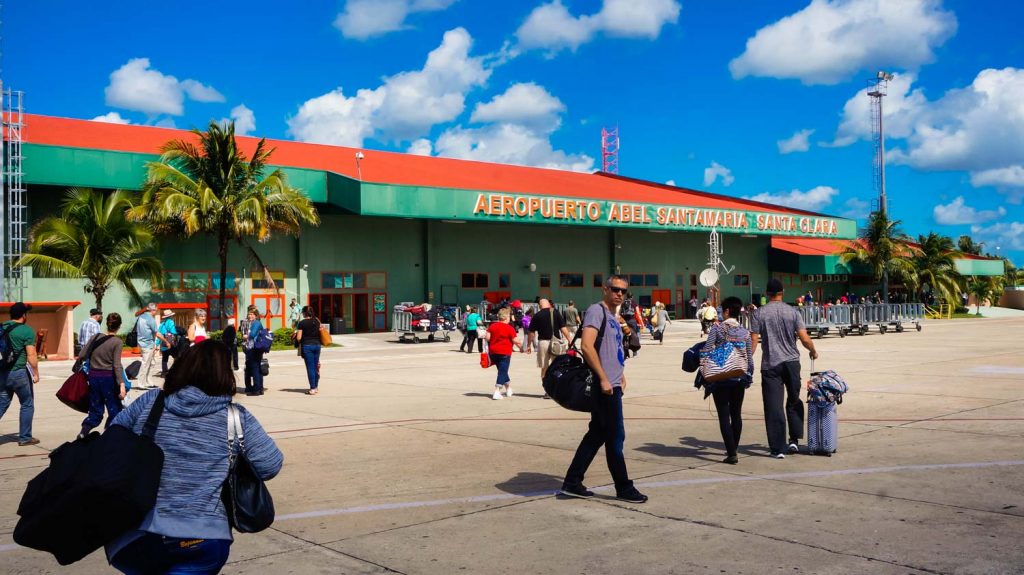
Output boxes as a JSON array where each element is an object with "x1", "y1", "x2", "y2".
[
  {"x1": 542, "y1": 306, "x2": 609, "y2": 412},
  {"x1": 221, "y1": 404, "x2": 275, "y2": 533},
  {"x1": 260, "y1": 358, "x2": 270, "y2": 377},
  {"x1": 14, "y1": 392, "x2": 167, "y2": 565}
]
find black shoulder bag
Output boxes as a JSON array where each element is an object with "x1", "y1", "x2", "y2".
[
  {"x1": 15, "y1": 392, "x2": 167, "y2": 565},
  {"x1": 542, "y1": 306, "x2": 609, "y2": 412},
  {"x1": 221, "y1": 404, "x2": 275, "y2": 533}
]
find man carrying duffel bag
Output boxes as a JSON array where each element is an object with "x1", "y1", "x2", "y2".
[{"x1": 558, "y1": 275, "x2": 648, "y2": 504}]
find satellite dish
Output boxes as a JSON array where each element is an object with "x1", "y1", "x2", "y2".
[{"x1": 699, "y1": 268, "x2": 719, "y2": 287}]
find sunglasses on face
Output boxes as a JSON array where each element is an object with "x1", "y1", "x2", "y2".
[{"x1": 608, "y1": 286, "x2": 628, "y2": 294}]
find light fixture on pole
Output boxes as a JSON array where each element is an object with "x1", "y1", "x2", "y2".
[
  {"x1": 355, "y1": 151, "x2": 365, "y2": 180},
  {"x1": 868, "y1": 70, "x2": 894, "y2": 303}
]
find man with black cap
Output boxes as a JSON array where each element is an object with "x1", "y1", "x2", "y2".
[
  {"x1": 0, "y1": 302, "x2": 40, "y2": 446},
  {"x1": 78, "y1": 308, "x2": 103, "y2": 350},
  {"x1": 750, "y1": 278, "x2": 818, "y2": 459}
]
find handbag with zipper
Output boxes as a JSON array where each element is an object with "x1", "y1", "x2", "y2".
[{"x1": 548, "y1": 308, "x2": 568, "y2": 355}]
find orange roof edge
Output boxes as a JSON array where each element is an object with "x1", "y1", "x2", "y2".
[{"x1": 0, "y1": 301, "x2": 81, "y2": 308}]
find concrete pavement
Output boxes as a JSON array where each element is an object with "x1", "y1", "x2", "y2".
[{"x1": 0, "y1": 316, "x2": 1021, "y2": 574}]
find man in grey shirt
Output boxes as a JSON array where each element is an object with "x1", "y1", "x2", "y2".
[
  {"x1": 560, "y1": 275, "x2": 647, "y2": 504},
  {"x1": 751, "y1": 278, "x2": 818, "y2": 459}
]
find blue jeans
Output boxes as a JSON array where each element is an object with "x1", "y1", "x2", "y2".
[
  {"x1": 564, "y1": 387, "x2": 633, "y2": 493},
  {"x1": 0, "y1": 368, "x2": 33, "y2": 441},
  {"x1": 111, "y1": 533, "x2": 231, "y2": 575},
  {"x1": 243, "y1": 348, "x2": 264, "y2": 393},
  {"x1": 82, "y1": 371, "x2": 123, "y2": 432},
  {"x1": 300, "y1": 344, "x2": 321, "y2": 389},
  {"x1": 490, "y1": 354, "x2": 511, "y2": 386}
]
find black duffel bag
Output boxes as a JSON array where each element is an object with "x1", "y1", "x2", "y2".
[
  {"x1": 14, "y1": 392, "x2": 167, "y2": 565},
  {"x1": 542, "y1": 306, "x2": 609, "y2": 412}
]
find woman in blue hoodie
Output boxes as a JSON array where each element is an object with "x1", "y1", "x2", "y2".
[{"x1": 106, "y1": 340, "x2": 283, "y2": 574}]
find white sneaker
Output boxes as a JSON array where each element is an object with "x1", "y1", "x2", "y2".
[
  {"x1": 505, "y1": 387, "x2": 514, "y2": 397},
  {"x1": 492, "y1": 390, "x2": 503, "y2": 400}
]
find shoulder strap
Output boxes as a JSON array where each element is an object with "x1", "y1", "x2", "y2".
[
  {"x1": 141, "y1": 391, "x2": 167, "y2": 439},
  {"x1": 85, "y1": 334, "x2": 113, "y2": 362}
]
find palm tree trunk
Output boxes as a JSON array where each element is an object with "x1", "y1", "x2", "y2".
[
  {"x1": 92, "y1": 283, "x2": 105, "y2": 311},
  {"x1": 218, "y1": 231, "x2": 230, "y2": 329}
]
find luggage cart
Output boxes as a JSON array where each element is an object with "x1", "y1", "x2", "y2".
[
  {"x1": 394, "y1": 304, "x2": 456, "y2": 343},
  {"x1": 847, "y1": 304, "x2": 870, "y2": 335},
  {"x1": 799, "y1": 305, "x2": 831, "y2": 339},
  {"x1": 895, "y1": 303, "x2": 924, "y2": 332},
  {"x1": 827, "y1": 305, "x2": 852, "y2": 338}
]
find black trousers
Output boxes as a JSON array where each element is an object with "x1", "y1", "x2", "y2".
[
  {"x1": 564, "y1": 388, "x2": 633, "y2": 493},
  {"x1": 464, "y1": 330, "x2": 483, "y2": 352},
  {"x1": 712, "y1": 385, "x2": 745, "y2": 456},
  {"x1": 761, "y1": 360, "x2": 804, "y2": 453}
]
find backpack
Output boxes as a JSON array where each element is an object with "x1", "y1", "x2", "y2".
[
  {"x1": 253, "y1": 327, "x2": 273, "y2": 353},
  {"x1": 124, "y1": 318, "x2": 140, "y2": 348},
  {"x1": 0, "y1": 323, "x2": 23, "y2": 371},
  {"x1": 620, "y1": 299, "x2": 635, "y2": 318},
  {"x1": 808, "y1": 370, "x2": 849, "y2": 404}
]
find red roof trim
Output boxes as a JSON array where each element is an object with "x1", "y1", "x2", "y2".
[{"x1": 24, "y1": 114, "x2": 849, "y2": 218}]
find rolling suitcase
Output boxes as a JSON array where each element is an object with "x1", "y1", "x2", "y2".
[{"x1": 806, "y1": 399, "x2": 837, "y2": 456}]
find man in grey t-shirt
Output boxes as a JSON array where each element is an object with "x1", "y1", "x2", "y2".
[
  {"x1": 560, "y1": 275, "x2": 647, "y2": 504},
  {"x1": 750, "y1": 278, "x2": 818, "y2": 459}
]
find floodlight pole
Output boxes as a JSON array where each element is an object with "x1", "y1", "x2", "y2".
[{"x1": 868, "y1": 71, "x2": 893, "y2": 304}]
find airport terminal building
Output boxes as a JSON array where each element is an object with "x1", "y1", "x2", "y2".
[{"x1": 12, "y1": 114, "x2": 999, "y2": 353}]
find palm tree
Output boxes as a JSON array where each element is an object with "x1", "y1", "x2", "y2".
[
  {"x1": 839, "y1": 210, "x2": 917, "y2": 303},
  {"x1": 967, "y1": 277, "x2": 995, "y2": 315},
  {"x1": 131, "y1": 121, "x2": 320, "y2": 324},
  {"x1": 914, "y1": 232, "x2": 961, "y2": 304},
  {"x1": 16, "y1": 188, "x2": 163, "y2": 309},
  {"x1": 957, "y1": 235, "x2": 983, "y2": 256}
]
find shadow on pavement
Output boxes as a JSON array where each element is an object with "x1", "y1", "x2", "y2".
[{"x1": 495, "y1": 471, "x2": 563, "y2": 496}]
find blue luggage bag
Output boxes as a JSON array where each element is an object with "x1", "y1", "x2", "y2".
[{"x1": 807, "y1": 400, "x2": 837, "y2": 456}]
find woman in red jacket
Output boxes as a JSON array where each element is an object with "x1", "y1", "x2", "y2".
[{"x1": 485, "y1": 308, "x2": 522, "y2": 400}]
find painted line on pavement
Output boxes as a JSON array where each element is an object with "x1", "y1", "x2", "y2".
[{"x1": 274, "y1": 459, "x2": 1024, "y2": 522}]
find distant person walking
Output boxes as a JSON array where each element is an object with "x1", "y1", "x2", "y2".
[
  {"x1": 292, "y1": 306, "x2": 322, "y2": 395},
  {"x1": 105, "y1": 340, "x2": 283, "y2": 574},
  {"x1": 521, "y1": 308, "x2": 535, "y2": 354},
  {"x1": 485, "y1": 308, "x2": 522, "y2": 400},
  {"x1": 651, "y1": 302, "x2": 671, "y2": 343},
  {"x1": 77, "y1": 312, "x2": 127, "y2": 438},
  {"x1": 561, "y1": 276, "x2": 647, "y2": 504},
  {"x1": 158, "y1": 309, "x2": 177, "y2": 376},
  {"x1": 241, "y1": 309, "x2": 266, "y2": 396},
  {"x1": 704, "y1": 297, "x2": 753, "y2": 464},
  {"x1": 751, "y1": 278, "x2": 819, "y2": 459},
  {"x1": 461, "y1": 306, "x2": 484, "y2": 353},
  {"x1": 0, "y1": 302, "x2": 40, "y2": 446},
  {"x1": 563, "y1": 300, "x2": 581, "y2": 338},
  {"x1": 529, "y1": 299, "x2": 571, "y2": 379},
  {"x1": 136, "y1": 303, "x2": 169, "y2": 389},
  {"x1": 187, "y1": 309, "x2": 208, "y2": 344},
  {"x1": 701, "y1": 301, "x2": 718, "y2": 336},
  {"x1": 688, "y1": 296, "x2": 699, "y2": 320},
  {"x1": 78, "y1": 308, "x2": 103, "y2": 350}
]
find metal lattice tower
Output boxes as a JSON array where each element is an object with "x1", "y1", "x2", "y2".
[
  {"x1": 867, "y1": 71, "x2": 893, "y2": 215},
  {"x1": 707, "y1": 228, "x2": 734, "y2": 276},
  {"x1": 600, "y1": 126, "x2": 619, "y2": 174},
  {"x1": 2, "y1": 88, "x2": 26, "y2": 302}
]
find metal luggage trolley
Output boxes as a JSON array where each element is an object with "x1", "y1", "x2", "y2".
[
  {"x1": 394, "y1": 304, "x2": 459, "y2": 343},
  {"x1": 895, "y1": 303, "x2": 924, "y2": 332},
  {"x1": 827, "y1": 304, "x2": 852, "y2": 338},
  {"x1": 847, "y1": 304, "x2": 870, "y2": 335},
  {"x1": 799, "y1": 305, "x2": 831, "y2": 339}
]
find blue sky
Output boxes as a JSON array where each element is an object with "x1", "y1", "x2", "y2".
[{"x1": 5, "y1": 0, "x2": 1023, "y2": 265}]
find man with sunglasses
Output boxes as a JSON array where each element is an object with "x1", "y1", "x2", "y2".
[{"x1": 560, "y1": 275, "x2": 648, "y2": 504}]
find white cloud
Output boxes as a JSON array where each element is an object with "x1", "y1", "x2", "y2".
[
  {"x1": 470, "y1": 82, "x2": 564, "y2": 130},
  {"x1": 288, "y1": 28, "x2": 489, "y2": 145},
  {"x1": 91, "y1": 112, "x2": 131, "y2": 125},
  {"x1": 334, "y1": 0, "x2": 457, "y2": 40},
  {"x1": 831, "y1": 68, "x2": 1024, "y2": 204},
  {"x1": 104, "y1": 58, "x2": 223, "y2": 116},
  {"x1": 745, "y1": 186, "x2": 839, "y2": 212},
  {"x1": 407, "y1": 138, "x2": 433, "y2": 156},
  {"x1": 287, "y1": 87, "x2": 384, "y2": 147},
  {"x1": 516, "y1": 0, "x2": 680, "y2": 53},
  {"x1": 730, "y1": 0, "x2": 956, "y2": 85},
  {"x1": 665, "y1": 179, "x2": 676, "y2": 186},
  {"x1": 434, "y1": 123, "x2": 594, "y2": 172},
  {"x1": 703, "y1": 161, "x2": 734, "y2": 187},
  {"x1": 933, "y1": 196, "x2": 1007, "y2": 225},
  {"x1": 777, "y1": 129, "x2": 814, "y2": 154},
  {"x1": 970, "y1": 221, "x2": 1024, "y2": 251},
  {"x1": 223, "y1": 104, "x2": 256, "y2": 136},
  {"x1": 839, "y1": 197, "x2": 870, "y2": 220}
]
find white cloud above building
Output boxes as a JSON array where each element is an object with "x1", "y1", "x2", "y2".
[
  {"x1": 104, "y1": 58, "x2": 224, "y2": 116},
  {"x1": 516, "y1": 0, "x2": 680, "y2": 53},
  {"x1": 334, "y1": 0, "x2": 458, "y2": 40}
]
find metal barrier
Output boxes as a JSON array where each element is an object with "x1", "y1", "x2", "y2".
[{"x1": 393, "y1": 310, "x2": 414, "y2": 341}]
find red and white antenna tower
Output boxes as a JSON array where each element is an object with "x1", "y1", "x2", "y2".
[{"x1": 601, "y1": 126, "x2": 619, "y2": 174}]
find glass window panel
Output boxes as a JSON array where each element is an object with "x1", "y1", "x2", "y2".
[
  {"x1": 164, "y1": 272, "x2": 181, "y2": 291},
  {"x1": 539, "y1": 273, "x2": 551, "y2": 288},
  {"x1": 461, "y1": 273, "x2": 474, "y2": 288},
  {"x1": 475, "y1": 273, "x2": 488, "y2": 288},
  {"x1": 499, "y1": 273, "x2": 511, "y2": 288},
  {"x1": 644, "y1": 274, "x2": 659, "y2": 286},
  {"x1": 629, "y1": 274, "x2": 642, "y2": 287},
  {"x1": 212, "y1": 272, "x2": 236, "y2": 291},
  {"x1": 734, "y1": 275, "x2": 750, "y2": 286},
  {"x1": 593, "y1": 274, "x2": 603, "y2": 288},
  {"x1": 559, "y1": 273, "x2": 583, "y2": 287},
  {"x1": 353, "y1": 272, "x2": 366, "y2": 289},
  {"x1": 367, "y1": 272, "x2": 386, "y2": 289},
  {"x1": 184, "y1": 272, "x2": 209, "y2": 291},
  {"x1": 690, "y1": 274, "x2": 698, "y2": 286},
  {"x1": 675, "y1": 274, "x2": 683, "y2": 286}
]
